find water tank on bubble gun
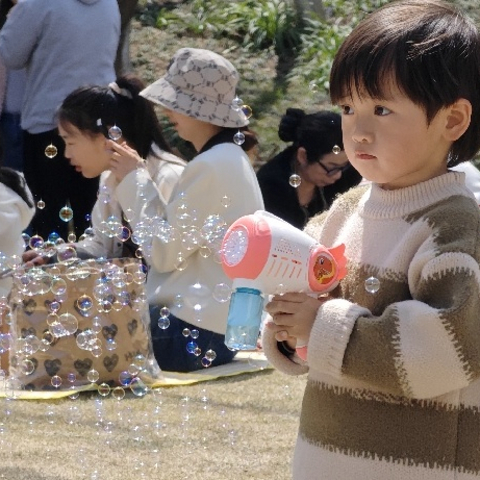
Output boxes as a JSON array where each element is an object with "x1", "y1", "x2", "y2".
[{"x1": 220, "y1": 210, "x2": 347, "y2": 350}]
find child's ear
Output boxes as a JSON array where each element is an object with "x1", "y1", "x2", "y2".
[
  {"x1": 296, "y1": 147, "x2": 308, "y2": 166},
  {"x1": 444, "y1": 98, "x2": 472, "y2": 141}
]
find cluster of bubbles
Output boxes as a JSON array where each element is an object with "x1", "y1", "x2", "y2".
[
  {"x1": 231, "y1": 96, "x2": 253, "y2": 146},
  {"x1": 0, "y1": 255, "x2": 154, "y2": 396},
  {"x1": 11, "y1": 187, "x2": 240, "y2": 372}
]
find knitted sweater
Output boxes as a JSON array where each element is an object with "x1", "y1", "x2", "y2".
[{"x1": 262, "y1": 171, "x2": 480, "y2": 480}]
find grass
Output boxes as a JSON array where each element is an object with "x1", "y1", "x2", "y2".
[{"x1": 0, "y1": 368, "x2": 307, "y2": 480}]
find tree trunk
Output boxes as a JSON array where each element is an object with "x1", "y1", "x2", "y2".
[{"x1": 115, "y1": 0, "x2": 140, "y2": 76}]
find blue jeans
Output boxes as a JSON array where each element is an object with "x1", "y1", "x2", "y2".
[
  {"x1": 149, "y1": 306, "x2": 236, "y2": 372},
  {"x1": 0, "y1": 112, "x2": 24, "y2": 171}
]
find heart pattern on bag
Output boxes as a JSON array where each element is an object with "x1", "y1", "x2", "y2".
[
  {"x1": 102, "y1": 324, "x2": 118, "y2": 341},
  {"x1": 127, "y1": 319, "x2": 138, "y2": 336},
  {"x1": 22, "y1": 299, "x2": 36, "y2": 315},
  {"x1": 44, "y1": 359, "x2": 61, "y2": 377},
  {"x1": 21, "y1": 327, "x2": 37, "y2": 338},
  {"x1": 103, "y1": 354, "x2": 119, "y2": 373},
  {"x1": 74, "y1": 358, "x2": 93, "y2": 377}
]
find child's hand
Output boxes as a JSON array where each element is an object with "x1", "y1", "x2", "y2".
[
  {"x1": 22, "y1": 249, "x2": 48, "y2": 268},
  {"x1": 265, "y1": 292, "x2": 327, "y2": 347},
  {"x1": 107, "y1": 140, "x2": 145, "y2": 182}
]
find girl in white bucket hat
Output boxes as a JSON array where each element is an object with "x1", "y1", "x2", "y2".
[{"x1": 117, "y1": 47, "x2": 264, "y2": 371}]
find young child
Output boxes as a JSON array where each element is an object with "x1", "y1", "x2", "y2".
[
  {"x1": 0, "y1": 167, "x2": 34, "y2": 297},
  {"x1": 56, "y1": 74, "x2": 186, "y2": 255},
  {"x1": 262, "y1": 1, "x2": 480, "y2": 478}
]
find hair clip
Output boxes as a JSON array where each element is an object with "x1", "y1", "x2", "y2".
[{"x1": 108, "y1": 82, "x2": 133, "y2": 99}]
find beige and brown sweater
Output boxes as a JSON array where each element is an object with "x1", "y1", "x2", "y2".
[{"x1": 262, "y1": 171, "x2": 480, "y2": 480}]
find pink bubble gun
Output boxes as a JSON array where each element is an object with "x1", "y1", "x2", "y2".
[{"x1": 220, "y1": 210, "x2": 347, "y2": 351}]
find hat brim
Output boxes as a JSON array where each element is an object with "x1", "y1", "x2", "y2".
[{"x1": 140, "y1": 77, "x2": 249, "y2": 129}]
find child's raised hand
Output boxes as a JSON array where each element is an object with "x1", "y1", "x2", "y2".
[
  {"x1": 265, "y1": 292, "x2": 327, "y2": 347},
  {"x1": 107, "y1": 140, "x2": 145, "y2": 182},
  {"x1": 22, "y1": 249, "x2": 48, "y2": 268}
]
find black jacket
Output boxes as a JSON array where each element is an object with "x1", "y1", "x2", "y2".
[{"x1": 256, "y1": 147, "x2": 362, "y2": 229}]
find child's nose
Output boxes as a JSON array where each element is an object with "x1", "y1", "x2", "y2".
[{"x1": 352, "y1": 121, "x2": 373, "y2": 143}]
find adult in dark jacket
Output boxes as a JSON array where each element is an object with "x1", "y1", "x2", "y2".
[{"x1": 256, "y1": 108, "x2": 362, "y2": 229}]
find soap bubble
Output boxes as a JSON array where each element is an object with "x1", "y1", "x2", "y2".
[
  {"x1": 365, "y1": 276, "x2": 380, "y2": 294},
  {"x1": 57, "y1": 245, "x2": 77, "y2": 264},
  {"x1": 185, "y1": 282, "x2": 211, "y2": 310},
  {"x1": 213, "y1": 283, "x2": 231, "y2": 303},
  {"x1": 59, "y1": 313, "x2": 79, "y2": 335},
  {"x1": 289, "y1": 174, "x2": 301, "y2": 188},
  {"x1": 87, "y1": 369, "x2": 100, "y2": 383},
  {"x1": 112, "y1": 386, "x2": 125, "y2": 400},
  {"x1": 29, "y1": 235, "x2": 44, "y2": 250},
  {"x1": 59, "y1": 206, "x2": 74, "y2": 223},
  {"x1": 157, "y1": 316, "x2": 170, "y2": 330},
  {"x1": 108, "y1": 125, "x2": 122, "y2": 141},
  {"x1": 130, "y1": 377, "x2": 148, "y2": 397},
  {"x1": 233, "y1": 131, "x2": 245, "y2": 145},
  {"x1": 44, "y1": 143, "x2": 58, "y2": 158},
  {"x1": 51, "y1": 375, "x2": 62, "y2": 388},
  {"x1": 97, "y1": 383, "x2": 111, "y2": 397},
  {"x1": 231, "y1": 96, "x2": 243, "y2": 111},
  {"x1": 119, "y1": 371, "x2": 134, "y2": 387}
]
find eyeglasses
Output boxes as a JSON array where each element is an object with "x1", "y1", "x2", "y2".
[{"x1": 318, "y1": 161, "x2": 350, "y2": 177}]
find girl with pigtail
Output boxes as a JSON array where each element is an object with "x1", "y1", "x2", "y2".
[
  {"x1": 55, "y1": 74, "x2": 186, "y2": 260},
  {"x1": 23, "y1": 74, "x2": 185, "y2": 290}
]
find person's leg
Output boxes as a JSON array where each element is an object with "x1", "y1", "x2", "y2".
[
  {"x1": 0, "y1": 112, "x2": 24, "y2": 171},
  {"x1": 149, "y1": 306, "x2": 237, "y2": 372},
  {"x1": 23, "y1": 130, "x2": 73, "y2": 240}
]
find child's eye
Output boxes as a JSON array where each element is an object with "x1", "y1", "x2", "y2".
[
  {"x1": 374, "y1": 106, "x2": 391, "y2": 116},
  {"x1": 340, "y1": 105, "x2": 354, "y2": 115}
]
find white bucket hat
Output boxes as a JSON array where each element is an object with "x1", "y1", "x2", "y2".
[{"x1": 140, "y1": 48, "x2": 249, "y2": 128}]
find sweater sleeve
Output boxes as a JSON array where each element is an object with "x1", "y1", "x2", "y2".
[
  {"x1": 0, "y1": 1, "x2": 42, "y2": 69},
  {"x1": 307, "y1": 231, "x2": 480, "y2": 400},
  {"x1": 145, "y1": 157, "x2": 222, "y2": 273},
  {"x1": 116, "y1": 146, "x2": 261, "y2": 275}
]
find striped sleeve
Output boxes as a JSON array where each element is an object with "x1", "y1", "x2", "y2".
[{"x1": 308, "y1": 232, "x2": 480, "y2": 400}]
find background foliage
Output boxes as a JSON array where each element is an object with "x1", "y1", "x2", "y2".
[{"x1": 132, "y1": 0, "x2": 480, "y2": 164}]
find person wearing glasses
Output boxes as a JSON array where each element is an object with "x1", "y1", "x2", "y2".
[{"x1": 256, "y1": 108, "x2": 361, "y2": 229}]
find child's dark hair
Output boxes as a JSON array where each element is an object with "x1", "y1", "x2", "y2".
[
  {"x1": 57, "y1": 74, "x2": 173, "y2": 159},
  {"x1": 278, "y1": 108, "x2": 343, "y2": 164},
  {"x1": 329, "y1": 0, "x2": 480, "y2": 165},
  {"x1": 0, "y1": 167, "x2": 33, "y2": 208}
]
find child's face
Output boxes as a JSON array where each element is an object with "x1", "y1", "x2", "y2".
[
  {"x1": 58, "y1": 122, "x2": 110, "y2": 178},
  {"x1": 338, "y1": 84, "x2": 451, "y2": 189}
]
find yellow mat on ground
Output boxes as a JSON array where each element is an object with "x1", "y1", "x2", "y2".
[{"x1": 0, "y1": 352, "x2": 271, "y2": 400}]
